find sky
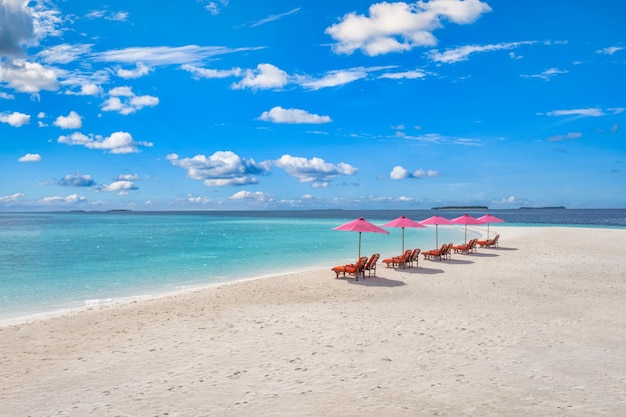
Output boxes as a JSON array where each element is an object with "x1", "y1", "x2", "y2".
[{"x1": 0, "y1": 0, "x2": 625, "y2": 211}]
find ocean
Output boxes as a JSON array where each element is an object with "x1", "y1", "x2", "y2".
[{"x1": 1, "y1": 209, "x2": 625, "y2": 321}]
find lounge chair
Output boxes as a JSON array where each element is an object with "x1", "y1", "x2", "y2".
[
  {"x1": 477, "y1": 234, "x2": 499, "y2": 248},
  {"x1": 409, "y1": 248, "x2": 421, "y2": 267},
  {"x1": 363, "y1": 253, "x2": 380, "y2": 277},
  {"x1": 332, "y1": 256, "x2": 368, "y2": 281},
  {"x1": 422, "y1": 244, "x2": 449, "y2": 261},
  {"x1": 453, "y1": 238, "x2": 478, "y2": 254},
  {"x1": 382, "y1": 249, "x2": 412, "y2": 269}
]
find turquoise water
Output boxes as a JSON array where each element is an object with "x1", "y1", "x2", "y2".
[
  {"x1": 0, "y1": 212, "x2": 466, "y2": 320},
  {"x1": 2, "y1": 209, "x2": 625, "y2": 321}
]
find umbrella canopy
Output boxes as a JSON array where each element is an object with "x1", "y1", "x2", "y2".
[
  {"x1": 381, "y1": 215, "x2": 426, "y2": 253},
  {"x1": 333, "y1": 217, "x2": 389, "y2": 258},
  {"x1": 477, "y1": 214, "x2": 505, "y2": 239},
  {"x1": 419, "y1": 215, "x2": 454, "y2": 248},
  {"x1": 451, "y1": 214, "x2": 485, "y2": 243}
]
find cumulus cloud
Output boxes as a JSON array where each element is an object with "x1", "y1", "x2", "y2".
[
  {"x1": 167, "y1": 151, "x2": 271, "y2": 186},
  {"x1": 390, "y1": 165, "x2": 439, "y2": 179},
  {"x1": 58, "y1": 173, "x2": 95, "y2": 187},
  {"x1": 229, "y1": 190, "x2": 274, "y2": 202},
  {"x1": 326, "y1": 0, "x2": 491, "y2": 56},
  {"x1": 0, "y1": 192, "x2": 24, "y2": 204},
  {"x1": 18, "y1": 153, "x2": 41, "y2": 162},
  {"x1": 427, "y1": 41, "x2": 535, "y2": 64},
  {"x1": 97, "y1": 180, "x2": 138, "y2": 195},
  {"x1": 0, "y1": 60, "x2": 58, "y2": 92},
  {"x1": 274, "y1": 155, "x2": 358, "y2": 187},
  {"x1": 231, "y1": 63, "x2": 289, "y2": 90},
  {"x1": 259, "y1": 106, "x2": 331, "y2": 124},
  {"x1": 58, "y1": 131, "x2": 153, "y2": 154},
  {"x1": 41, "y1": 194, "x2": 87, "y2": 205},
  {"x1": 0, "y1": 111, "x2": 30, "y2": 127},
  {"x1": 101, "y1": 86, "x2": 159, "y2": 115},
  {"x1": 0, "y1": 0, "x2": 34, "y2": 56},
  {"x1": 54, "y1": 111, "x2": 82, "y2": 129},
  {"x1": 117, "y1": 62, "x2": 151, "y2": 79}
]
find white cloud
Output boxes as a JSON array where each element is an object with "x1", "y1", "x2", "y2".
[
  {"x1": 117, "y1": 63, "x2": 151, "y2": 79},
  {"x1": 231, "y1": 63, "x2": 289, "y2": 90},
  {"x1": 86, "y1": 10, "x2": 129, "y2": 22},
  {"x1": 167, "y1": 151, "x2": 271, "y2": 186},
  {"x1": 543, "y1": 108, "x2": 604, "y2": 117},
  {"x1": 98, "y1": 180, "x2": 137, "y2": 195},
  {"x1": 41, "y1": 194, "x2": 87, "y2": 205},
  {"x1": 58, "y1": 131, "x2": 153, "y2": 154},
  {"x1": 101, "y1": 86, "x2": 159, "y2": 115},
  {"x1": 181, "y1": 64, "x2": 242, "y2": 79},
  {"x1": 390, "y1": 165, "x2": 439, "y2": 179},
  {"x1": 229, "y1": 190, "x2": 274, "y2": 202},
  {"x1": 201, "y1": 0, "x2": 230, "y2": 15},
  {"x1": 259, "y1": 106, "x2": 331, "y2": 124},
  {"x1": 94, "y1": 45, "x2": 259, "y2": 66},
  {"x1": 274, "y1": 155, "x2": 358, "y2": 186},
  {"x1": 596, "y1": 46, "x2": 625, "y2": 55},
  {"x1": 427, "y1": 41, "x2": 535, "y2": 64},
  {"x1": 37, "y1": 43, "x2": 93, "y2": 64},
  {"x1": 0, "y1": 111, "x2": 30, "y2": 127},
  {"x1": 326, "y1": 0, "x2": 491, "y2": 56},
  {"x1": 18, "y1": 153, "x2": 41, "y2": 162},
  {"x1": 0, "y1": 60, "x2": 58, "y2": 92},
  {"x1": 547, "y1": 132, "x2": 582, "y2": 142},
  {"x1": 65, "y1": 83, "x2": 102, "y2": 96},
  {"x1": 390, "y1": 166, "x2": 410, "y2": 179},
  {"x1": 54, "y1": 111, "x2": 82, "y2": 129},
  {"x1": 58, "y1": 173, "x2": 95, "y2": 187},
  {"x1": 0, "y1": 193, "x2": 25, "y2": 204},
  {"x1": 249, "y1": 7, "x2": 300, "y2": 27},
  {"x1": 521, "y1": 67, "x2": 568, "y2": 81},
  {"x1": 379, "y1": 69, "x2": 426, "y2": 79},
  {"x1": 0, "y1": 0, "x2": 34, "y2": 56}
]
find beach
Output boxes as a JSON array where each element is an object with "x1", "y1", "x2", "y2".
[{"x1": 1, "y1": 226, "x2": 625, "y2": 416}]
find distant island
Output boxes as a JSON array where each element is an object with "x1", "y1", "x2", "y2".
[
  {"x1": 432, "y1": 206, "x2": 489, "y2": 210},
  {"x1": 519, "y1": 206, "x2": 566, "y2": 210}
]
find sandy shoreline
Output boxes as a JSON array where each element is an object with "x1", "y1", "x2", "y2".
[{"x1": 1, "y1": 226, "x2": 625, "y2": 416}]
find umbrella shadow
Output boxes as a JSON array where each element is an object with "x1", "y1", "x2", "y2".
[
  {"x1": 482, "y1": 246, "x2": 518, "y2": 251},
  {"x1": 393, "y1": 266, "x2": 445, "y2": 275},
  {"x1": 464, "y1": 252, "x2": 499, "y2": 258},
  {"x1": 422, "y1": 258, "x2": 474, "y2": 265},
  {"x1": 350, "y1": 277, "x2": 406, "y2": 287}
]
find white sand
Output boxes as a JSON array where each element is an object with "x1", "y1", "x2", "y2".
[{"x1": 1, "y1": 226, "x2": 625, "y2": 417}]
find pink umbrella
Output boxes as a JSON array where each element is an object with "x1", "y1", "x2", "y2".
[
  {"x1": 382, "y1": 215, "x2": 426, "y2": 254},
  {"x1": 333, "y1": 217, "x2": 389, "y2": 258},
  {"x1": 477, "y1": 214, "x2": 505, "y2": 239},
  {"x1": 419, "y1": 215, "x2": 454, "y2": 248},
  {"x1": 451, "y1": 214, "x2": 485, "y2": 243}
]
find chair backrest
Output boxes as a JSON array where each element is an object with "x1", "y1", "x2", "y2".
[
  {"x1": 402, "y1": 249, "x2": 412, "y2": 261},
  {"x1": 469, "y1": 239, "x2": 477, "y2": 248},
  {"x1": 411, "y1": 248, "x2": 421, "y2": 260},
  {"x1": 365, "y1": 253, "x2": 379, "y2": 270},
  {"x1": 437, "y1": 244, "x2": 447, "y2": 253},
  {"x1": 357, "y1": 256, "x2": 368, "y2": 270},
  {"x1": 492, "y1": 234, "x2": 500, "y2": 243},
  {"x1": 445, "y1": 243, "x2": 453, "y2": 254}
]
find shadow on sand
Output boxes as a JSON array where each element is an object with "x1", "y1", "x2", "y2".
[{"x1": 348, "y1": 276, "x2": 406, "y2": 287}]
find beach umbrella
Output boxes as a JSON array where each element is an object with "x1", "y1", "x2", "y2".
[
  {"x1": 477, "y1": 214, "x2": 505, "y2": 239},
  {"x1": 333, "y1": 217, "x2": 389, "y2": 258},
  {"x1": 418, "y1": 215, "x2": 454, "y2": 248},
  {"x1": 451, "y1": 214, "x2": 485, "y2": 243},
  {"x1": 381, "y1": 215, "x2": 426, "y2": 254}
]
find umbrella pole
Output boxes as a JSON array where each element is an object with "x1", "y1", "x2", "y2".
[
  {"x1": 465, "y1": 225, "x2": 467, "y2": 243},
  {"x1": 358, "y1": 232, "x2": 362, "y2": 259},
  {"x1": 487, "y1": 223, "x2": 490, "y2": 239},
  {"x1": 402, "y1": 227, "x2": 405, "y2": 253},
  {"x1": 436, "y1": 224, "x2": 439, "y2": 248}
]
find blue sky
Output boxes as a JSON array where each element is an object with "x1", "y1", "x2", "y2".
[{"x1": 0, "y1": 0, "x2": 624, "y2": 211}]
